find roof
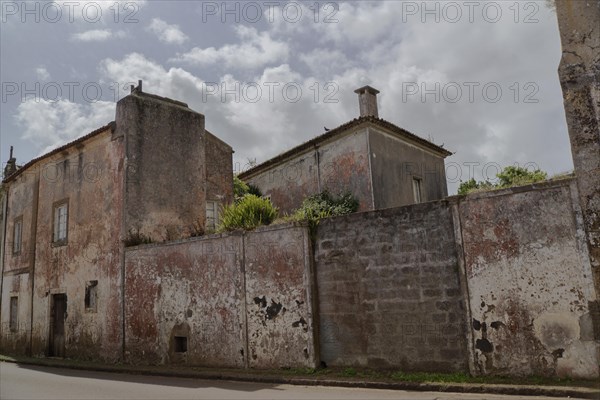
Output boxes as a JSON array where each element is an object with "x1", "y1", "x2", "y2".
[
  {"x1": 3, "y1": 122, "x2": 115, "y2": 184},
  {"x1": 239, "y1": 116, "x2": 452, "y2": 179}
]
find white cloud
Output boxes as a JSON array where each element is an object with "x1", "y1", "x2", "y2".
[
  {"x1": 35, "y1": 66, "x2": 50, "y2": 81},
  {"x1": 15, "y1": 99, "x2": 115, "y2": 156},
  {"x1": 147, "y1": 18, "x2": 188, "y2": 45},
  {"x1": 299, "y1": 48, "x2": 353, "y2": 78},
  {"x1": 99, "y1": 53, "x2": 205, "y2": 100},
  {"x1": 72, "y1": 29, "x2": 126, "y2": 42},
  {"x1": 9, "y1": 2, "x2": 571, "y2": 196},
  {"x1": 170, "y1": 26, "x2": 289, "y2": 69}
]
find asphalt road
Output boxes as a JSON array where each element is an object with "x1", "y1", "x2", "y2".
[{"x1": 0, "y1": 362, "x2": 575, "y2": 400}]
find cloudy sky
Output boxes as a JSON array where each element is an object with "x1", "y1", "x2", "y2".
[{"x1": 0, "y1": 0, "x2": 571, "y2": 193}]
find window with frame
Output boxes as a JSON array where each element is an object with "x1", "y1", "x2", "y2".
[
  {"x1": 85, "y1": 280, "x2": 98, "y2": 312},
  {"x1": 206, "y1": 201, "x2": 220, "y2": 231},
  {"x1": 412, "y1": 178, "x2": 422, "y2": 204},
  {"x1": 9, "y1": 296, "x2": 18, "y2": 332},
  {"x1": 13, "y1": 217, "x2": 22, "y2": 254},
  {"x1": 53, "y1": 201, "x2": 68, "y2": 244}
]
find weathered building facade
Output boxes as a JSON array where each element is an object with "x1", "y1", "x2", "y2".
[
  {"x1": 0, "y1": 53, "x2": 598, "y2": 380},
  {"x1": 239, "y1": 86, "x2": 451, "y2": 213},
  {"x1": 0, "y1": 83, "x2": 233, "y2": 361}
]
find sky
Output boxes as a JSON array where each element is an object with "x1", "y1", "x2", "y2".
[{"x1": 0, "y1": 0, "x2": 571, "y2": 193}]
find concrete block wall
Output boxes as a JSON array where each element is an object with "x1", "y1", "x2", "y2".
[
  {"x1": 314, "y1": 201, "x2": 468, "y2": 372},
  {"x1": 313, "y1": 177, "x2": 598, "y2": 379}
]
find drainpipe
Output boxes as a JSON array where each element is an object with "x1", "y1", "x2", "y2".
[
  {"x1": 0, "y1": 186, "x2": 8, "y2": 343},
  {"x1": 28, "y1": 172, "x2": 40, "y2": 356},
  {"x1": 314, "y1": 145, "x2": 321, "y2": 193}
]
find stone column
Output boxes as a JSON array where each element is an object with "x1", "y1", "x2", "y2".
[{"x1": 556, "y1": 0, "x2": 600, "y2": 336}]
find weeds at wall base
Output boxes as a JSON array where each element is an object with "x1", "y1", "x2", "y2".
[{"x1": 1, "y1": 354, "x2": 598, "y2": 390}]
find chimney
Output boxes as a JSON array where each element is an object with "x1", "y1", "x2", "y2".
[
  {"x1": 130, "y1": 80, "x2": 143, "y2": 94},
  {"x1": 4, "y1": 146, "x2": 17, "y2": 178},
  {"x1": 354, "y1": 85, "x2": 380, "y2": 118}
]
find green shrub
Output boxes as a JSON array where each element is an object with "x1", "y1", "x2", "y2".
[
  {"x1": 218, "y1": 194, "x2": 278, "y2": 232},
  {"x1": 233, "y1": 176, "x2": 262, "y2": 201},
  {"x1": 247, "y1": 183, "x2": 262, "y2": 197},
  {"x1": 290, "y1": 191, "x2": 359, "y2": 230},
  {"x1": 233, "y1": 175, "x2": 250, "y2": 200}
]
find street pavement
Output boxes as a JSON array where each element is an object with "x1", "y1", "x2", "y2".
[{"x1": 0, "y1": 362, "x2": 581, "y2": 400}]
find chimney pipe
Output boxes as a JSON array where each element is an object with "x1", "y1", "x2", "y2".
[{"x1": 354, "y1": 85, "x2": 380, "y2": 118}]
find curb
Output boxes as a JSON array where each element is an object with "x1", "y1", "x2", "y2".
[{"x1": 2, "y1": 358, "x2": 598, "y2": 399}]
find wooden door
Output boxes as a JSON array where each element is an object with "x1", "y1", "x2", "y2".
[{"x1": 49, "y1": 294, "x2": 67, "y2": 357}]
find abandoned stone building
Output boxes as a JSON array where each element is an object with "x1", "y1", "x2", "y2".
[
  {"x1": 0, "y1": 82, "x2": 233, "y2": 360},
  {"x1": 239, "y1": 86, "x2": 452, "y2": 213}
]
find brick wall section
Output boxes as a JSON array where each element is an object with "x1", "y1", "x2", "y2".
[
  {"x1": 315, "y1": 201, "x2": 468, "y2": 372},
  {"x1": 459, "y1": 179, "x2": 599, "y2": 379}
]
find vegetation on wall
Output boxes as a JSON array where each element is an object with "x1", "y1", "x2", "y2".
[
  {"x1": 218, "y1": 194, "x2": 278, "y2": 232},
  {"x1": 287, "y1": 190, "x2": 359, "y2": 230},
  {"x1": 123, "y1": 229, "x2": 153, "y2": 247},
  {"x1": 458, "y1": 166, "x2": 548, "y2": 195},
  {"x1": 233, "y1": 175, "x2": 262, "y2": 201}
]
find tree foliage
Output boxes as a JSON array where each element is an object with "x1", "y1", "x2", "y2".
[{"x1": 458, "y1": 166, "x2": 548, "y2": 195}]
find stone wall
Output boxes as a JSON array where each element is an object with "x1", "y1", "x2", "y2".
[
  {"x1": 556, "y1": 0, "x2": 600, "y2": 343},
  {"x1": 315, "y1": 200, "x2": 468, "y2": 372},
  {"x1": 244, "y1": 226, "x2": 317, "y2": 368},
  {"x1": 205, "y1": 131, "x2": 234, "y2": 211},
  {"x1": 116, "y1": 91, "x2": 208, "y2": 242},
  {"x1": 124, "y1": 233, "x2": 245, "y2": 366},
  {"x1": 31, "y1": 130, "x2": 124, "y2": 360},
  {"x1": 0, "y1": 128, "x2": 125, "y2": 361},
  {"x1": 459, "y1": 179, "x2": 599, "y2": 379},
  {"x1": 124, "y1": 223, "x2": 316, "y2": 368},
  {"x1": 313, "y1": 178, "x2": 598, "y2": 378}
]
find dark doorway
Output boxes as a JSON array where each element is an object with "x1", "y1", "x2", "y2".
[{"x1": 49, "y1": 294, "x2": 67, "y2": 357}]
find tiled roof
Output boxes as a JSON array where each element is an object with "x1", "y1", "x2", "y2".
[
  {"x1": 3, "y1": 122, "x2": 115, "y2": 184},
  {"x1": 239, "y1": 116, "x2": 452, "y2": 179}
]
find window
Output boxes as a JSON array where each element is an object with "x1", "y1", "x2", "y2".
[
  {"x1": 85, "y1": 280, "x2": 98, "y2": 312},
  {"x1": 13, "y1": 217, "x2": 22, "y2": 254},
  {"x1": 174, "y1": 336, "x2": 188, "y2": 353},
  {"x1": 9, "y1": 297, "x2": 18, "y2": 332},
  {"x1": 53, "y1": 201, "x2": 68, "y2": 244},
  {"x1": 206, "y1": 201, "x2": 220, "y2": 231},
  {"x1": 412, "y1": 178, "x2": 422, "y2": 203}
]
